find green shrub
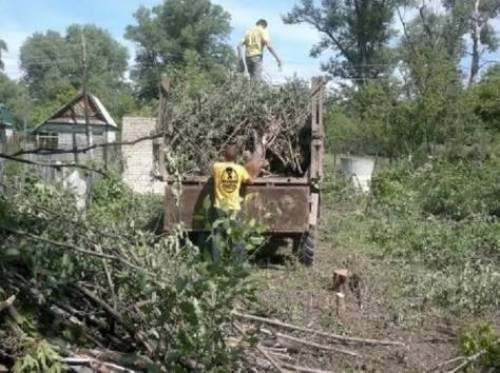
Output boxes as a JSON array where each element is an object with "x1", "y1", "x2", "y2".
[
  {"x1": 367, "y1": 159, "x2": 500, "y2": 314},
  {"x1": 1, "y1": 174, "x2": 260, "y2": 371},
  {"x1": 460, "y1": 323, "x2": 500, "y2": 371}
]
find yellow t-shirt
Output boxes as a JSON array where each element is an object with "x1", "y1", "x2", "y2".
[
  {"x1": 212, "y1": 162, "x2": 250, "y2": 211},
  {"x1": 243, "y1": 26, "x2": 270, "y2": 57}
]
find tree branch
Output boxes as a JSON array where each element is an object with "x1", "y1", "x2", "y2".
[
  {"x1": 0, "y1": 152, "x2": 107, "y2": 176},
  {"x1": 11, "y1": 131, "x2": 167, "y2": 157}
]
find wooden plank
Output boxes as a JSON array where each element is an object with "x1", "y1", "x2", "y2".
[
  {"x1": 310, "y1": 77, "x2": 325, "y2": 181},
  {"x1": 309, "y1": 192, "x2": 320, "y2": 226}
]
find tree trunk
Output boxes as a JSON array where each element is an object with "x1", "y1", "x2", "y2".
[{"x1": 469, "y1": 0, "x2": 482, "y2": 87}]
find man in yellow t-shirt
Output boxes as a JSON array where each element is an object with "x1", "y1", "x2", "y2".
[
  {"x1": 238, "y1": 19, "x2": 282, "y2": 80},
  {"x1": 212, "y1": 145, "x2": 252, "y2": 212},
  {"x1": 210, "y1": 145, "x2": 262, "y2": 263}
]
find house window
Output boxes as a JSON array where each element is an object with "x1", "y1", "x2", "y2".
[{"x1": 38, "y1": 133, "x2": 59, "y2": 150}]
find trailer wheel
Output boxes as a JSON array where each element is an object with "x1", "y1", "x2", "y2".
[{"x1": 295, "y1": 226, "x2": 316, "y2": 265}]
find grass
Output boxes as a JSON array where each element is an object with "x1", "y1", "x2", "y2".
[{"x1": 250, "y1": 154, "x2": 500, "y2": 372}]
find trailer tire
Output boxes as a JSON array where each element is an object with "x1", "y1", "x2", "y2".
[{"x1": 295, "y1": 227, "x2": 316, "y2": 265}]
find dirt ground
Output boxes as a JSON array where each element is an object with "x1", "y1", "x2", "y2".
[{"x1": 249, "y1": 196, "x2": 477, "y2": 372}]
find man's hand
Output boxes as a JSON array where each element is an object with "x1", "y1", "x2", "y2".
[
  {"x1": 245, "y1": 158, "x2": 267, "y2": 180},
  {"x1": 266, "y1": 44, "x2": 282, "y2": 71}
]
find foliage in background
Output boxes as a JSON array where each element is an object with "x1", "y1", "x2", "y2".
[
  {"x1": 284, "y1": 0, "x2": 403, "y2": 82},
  {"x1": 324, "y1": 7, "x2": 498, "y2": 159},
  {"x1": 19, "y1": 24, "x2": 133, "y2": 125},
  {"x1": 0, "y1": 73, "x2": 30, "y2": 129},
  {"x1": 367, "y1": 159, "x2": 500, "y2": 315},
  {"x1": 0, "y1": 39, "x2": 7, "y2": 71},
  {"x1": 443, "y1": 0, "x2": 500, "y2": 85},
  {"x1": 473, "y1": 64, "x2": 500, "y2": 130},
  {"x1": 125, "y1": 0, "x2": 234, "y2": 101}
]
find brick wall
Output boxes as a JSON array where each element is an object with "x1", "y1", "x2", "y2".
[{"x1": 121, "y1": 117, "x2": 165, "y2": 194}]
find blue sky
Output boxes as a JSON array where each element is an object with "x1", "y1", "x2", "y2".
[
  {"x1": 0, "y1": 0, "x2": 498, "y2": 83},
  {"x1": 0, "y1": 0, "x2": 322, "y2": 83}
]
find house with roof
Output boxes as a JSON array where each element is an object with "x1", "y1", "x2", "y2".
[{"x1": 32, "y1": 92, "x2": 119, "y2": 164}]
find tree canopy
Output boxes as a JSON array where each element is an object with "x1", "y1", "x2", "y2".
[
  {"x1": 0, "y1": 39, "x2": 7, "y2": 71},
  {"x1": 125, "y1": 0, "x2": 233, "y2": 100},
  {"x1": 283, "y1": 0, "x2": 403, "y2": 83},
  {"x1": 444, "y1": 0, "x2": 500, "y2": 85},
  {"x1": 19, "y1": 24, "x2": 130, "y2": 124}
]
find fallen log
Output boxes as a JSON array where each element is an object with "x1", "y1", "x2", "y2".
[
  {"x1": 62, "y1": 357, "x2": 136, "y2": 372},
  {"x1": 233, "y1": 322, "x2": 285, "y2": 373},
  {"x1": 232, "y1": 311, "x2": 406, "y2": 347},
  {"x1": 260, "y1": 328, "x2": 359, "y2": 357},
  {"x1": 280, "y1": 362, "x2": 335, "y2": 373}
]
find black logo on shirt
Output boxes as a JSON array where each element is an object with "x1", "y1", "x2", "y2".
[{"x1": 221, "y1": 167, "x2": 239, "y2": 193}]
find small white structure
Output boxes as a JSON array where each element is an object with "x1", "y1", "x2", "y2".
[
  {"x1": 121, "y1": 117, "x2": 165, "y2": 194},
  {"x1": 340, "y1": 155, "x2": 375, "y2": 193},
  {"x1": 63, "y1": 169, "x2": 88, "y2": 210}
]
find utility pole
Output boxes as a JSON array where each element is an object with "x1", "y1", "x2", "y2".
[{"x1": 80, "y1": 28, "x2": 94, "y2": 160}]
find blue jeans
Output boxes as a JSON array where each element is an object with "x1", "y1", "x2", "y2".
[
  {"x1": 210, "y1": 208, "x2": 246, "y2": 264},
  {"x1": 246, "y1": 55, "x2": 263, "y2": 81}
]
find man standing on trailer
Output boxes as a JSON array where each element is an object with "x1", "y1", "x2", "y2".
[{"x1": 238, "y1": 19, "x2": 282, "y2": 80}]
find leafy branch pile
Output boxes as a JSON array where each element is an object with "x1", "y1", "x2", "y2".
[
  {"x1": 159, "y1": 77, "x2": 312, "y2": 176},
  {"x1": 0, "y1": 175, "x2": 256, "y2": 372}
]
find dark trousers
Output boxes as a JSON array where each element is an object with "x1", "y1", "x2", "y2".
[
  {"x1": 245, "y1": 55, "x2": 263, "y2": 81},
  {"x1": 210, "y1": 208, "x2": 246, "y2": 264}
]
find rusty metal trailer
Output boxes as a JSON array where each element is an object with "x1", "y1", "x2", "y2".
[{"x1": 160, "y1": 78, "x2": 325, "y2": 265}]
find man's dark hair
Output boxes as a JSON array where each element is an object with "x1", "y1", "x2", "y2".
[
  {"x1": 256, "y1": 19, "x2": 268, "y2": 28},
  {"x1": 224, "y1": 144, "x2": 239, "y2": 162}
]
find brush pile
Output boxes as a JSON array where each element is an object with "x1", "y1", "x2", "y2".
[
  {"x1": 0, "y1": 176, "x2": 255, "y2": 372},
  {"x1": 158, "y1": 77, "x2": 313, "y2": 176}
]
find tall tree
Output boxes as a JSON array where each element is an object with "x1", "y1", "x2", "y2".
[
  {"x1": 283, "y1": 0, "x2": 402, "y2": 83},
  {"x1": 0, "y1": 72, "x2": 30, "y2": 128},
  {"x1": 398, "y1": 6, "x2": 466, "y2": 148},
  {"x1": 0, "y1": 39, "x2": 7, "y2": 71},
  {"x1": 443, "y1": 0, "x2": 500, "y2": 86},
  {"x1": 19, "y1": 25, "x2": 130, "y2": 122},
  {"x1": 125, "y1": 0, "x2": 233, "y2": 100}
]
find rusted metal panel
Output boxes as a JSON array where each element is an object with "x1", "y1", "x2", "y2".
[{"x1": 164, "y1": 182, "x2": 310, "y2": 233}]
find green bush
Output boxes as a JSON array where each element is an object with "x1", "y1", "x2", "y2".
[
  {"x1": 0, "y1": 175, "x2": 259, "y2": 371},
  {"x1": 367, "y1": 159, "x2": 500, "y2": 314},
  {"x1": 460, "y1": 323, "x2": 500, "y2": 371}
]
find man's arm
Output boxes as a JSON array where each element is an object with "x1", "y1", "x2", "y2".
[
  {"x1": 237, "y1": 42, "x2": 244, "y2": 61},
  {"x1": 244, "y1": 158, "x2": 266, "y2": 183},
  {"x1": 237, "y1": 40, "x2": 246, "y2": 73},
  {"x1": 265, "y1": 42, "x2": 282, "y2": 68}
]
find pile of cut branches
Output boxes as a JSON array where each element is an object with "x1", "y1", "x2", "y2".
[
  {"x1": 159, "y1": 77, "x2": 312, "y2": 176},
  {"x1": 0, "y1": 175, "x2": 256, "y2": 372}
]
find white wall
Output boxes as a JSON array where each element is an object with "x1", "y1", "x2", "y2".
[{"x1": 121, "y1": 117, "x2": 165, "y2": 194}]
